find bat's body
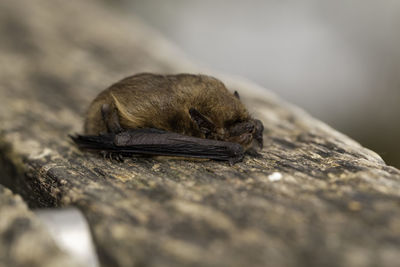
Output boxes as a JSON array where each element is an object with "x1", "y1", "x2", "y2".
[{"x1": 73, "y1": 73, "x2": 263, "y2": 163}]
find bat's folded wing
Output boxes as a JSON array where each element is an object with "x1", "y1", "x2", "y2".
[{"x1": 70, "y1": 128, "x2": 244, "y2": 163}]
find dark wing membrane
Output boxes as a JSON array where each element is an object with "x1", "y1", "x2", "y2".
[{"x1": 70, "y1": 128, "x2": 244, "y2": 163}]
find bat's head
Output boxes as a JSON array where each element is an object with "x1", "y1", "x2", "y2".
[
  {"x1": 225, "y1": 119, "x2": 264, "y2": 150},
  {"x1": 189, "y1": 108, "x2": 264, "y2": 150}
]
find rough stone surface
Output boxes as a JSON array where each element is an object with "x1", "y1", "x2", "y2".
[
  {"x1": 1, "y1": 1, "x2": 400, "y2": 267},
  {"x1": 0, "y1": 185, "x2": 80, "y2": 267}
]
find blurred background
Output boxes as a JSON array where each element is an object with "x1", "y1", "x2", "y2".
[{"x1": 113, "y1": 0, "x2": 399, "y2": 168}]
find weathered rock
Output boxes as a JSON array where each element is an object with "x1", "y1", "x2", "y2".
[
  {"x1": 1, "y1": 1, "x2": 400, "y2": 267},
  {"x1": 0, "y1": 185, "x2": 80, "y2": 267}
]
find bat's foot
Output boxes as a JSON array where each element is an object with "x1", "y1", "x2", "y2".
[
  {"x1": 100, "y1": 151, "x2": 125, "y2": 162},
  {"x1": 228, "y1": 154, "x2": 245, "y2": 165},
  {"x1": 246, "y1": 148, "x2": 262, "y2": 158},
  {"x1": 228, "y1": 158, "x2": 241, "y2": 166}
]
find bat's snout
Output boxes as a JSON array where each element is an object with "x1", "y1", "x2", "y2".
[{"x1": 252, "y1": 119, "x2": 264, "y2": 150}]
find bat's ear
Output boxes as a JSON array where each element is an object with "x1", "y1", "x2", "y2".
[
  {"x1": 233, "y1": 91, "x2": 240, "y2": 99},
  {"x1": 189, "y1": 108, "x2": 215, "y2": 136}
]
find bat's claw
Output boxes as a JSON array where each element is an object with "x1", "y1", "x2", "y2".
[
  {"x1": 115, "y1": 153, "x2": 125, "y2": 162},
  {"x1": 246, "y1": 148, "x2": 262, "y2": 158},
  {"x1": 100, "y1": 151, "x2": 125, "y2": 162},
  {"x1": 228, "y1": 156, "x2": 242, "y2": 165}
]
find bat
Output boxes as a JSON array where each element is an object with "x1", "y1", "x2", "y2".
[{"x1": 71, "y1": 73, "x2": 264, "y2": 163}]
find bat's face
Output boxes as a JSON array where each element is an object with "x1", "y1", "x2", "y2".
[
  {"x1": 214, "y1": 119, "x2": 264, "y2": 151},
  {"x1": 189, "y1": 107, "x2": 264, "y2": 151}
]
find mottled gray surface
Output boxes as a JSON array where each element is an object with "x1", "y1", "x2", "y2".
[
  {"x1": 0, "y1": 185, "x2": 80, "y2": 267},
  {"x1": 1, "y1": 1, "x2": 400, "y2": 267}
]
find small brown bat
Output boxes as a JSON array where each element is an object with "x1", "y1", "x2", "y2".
[{"x1": 71, "y1": 73, "x2": 264, "y2": 163}]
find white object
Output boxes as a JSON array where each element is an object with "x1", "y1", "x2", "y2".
[
  {"x1": 35, "y1": 208, "x2": 99, "y2": 267},
  {"x1": 268, "y1": 172, "x2": 283, "y2": 182}
]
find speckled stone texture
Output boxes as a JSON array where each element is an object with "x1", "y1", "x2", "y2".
[
  {"x1": 0, "y1": 185, "x2": 80, "y2": 267},
  {"x1": 1, "y1": 1, "x2": 400, "y2": 267}
]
